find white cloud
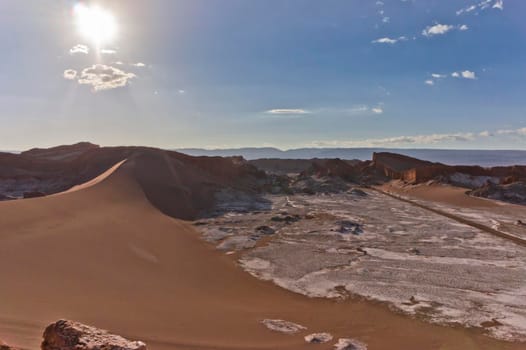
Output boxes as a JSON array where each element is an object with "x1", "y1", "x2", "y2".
[
  {"x1": 311, "y1": 132, "x2": 478, "y2": 148},
  {"x1": 346, "y1": 105, "x2": 369, "y2": 113},
  {"x1": 320, "y1": 105, "x2": 385, "y2": 116},
  {"x1": 372, "y1": 36, "x2": 407, "y2": 44},
  {"x1": 265, "y1": 109, "x2": 310, "y2": 115},
  {"x1": 493, "y1": 0, "x2": 504, "y2": 10},
  {"x1": 69, "y1": 44, "x2": 89, "y2": 55},
  {"x1": 425, "y1": 80, "x2": 434, "y2": 86},
  {"x1": 497, "y1": 128, "x2": 526, "y2": 136},
  {"x1": 431, "y1": 73, "x2": 446, "y2": 78},
  {"x1": 178, "y1": 89, "x2": 186, "y2": 94},
  {"x1": 451, "y1": 70, "x2": 476, "y2": 79},
  {"x1": 382, "y1": 16, "x2": 390, "y2": 23},
  {"x1": 422, "y1": 24, "x2": 454, "y2": 37},
  {"x1": 76, "y1": 64, "x2": 136, "y2": 91},
  {"x1": 63, "y1": 69, "x2": 77, "y2": 80},
  {"x1": 459, "y1": 24, "x2": 469, "y2": 31},
  {"x1": 461, "y1": 70, "x2": 476, "y2": 79},
  {"x1": 132, "y1": 62, "x2": 146, "y2": 67},
  {"x1": 101, "y1": 49, "x2": 117, "y2": 55}
]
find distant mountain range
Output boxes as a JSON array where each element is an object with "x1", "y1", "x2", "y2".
[{"x1": 177, "y1": 147, "x2": 526, "y2": 167}]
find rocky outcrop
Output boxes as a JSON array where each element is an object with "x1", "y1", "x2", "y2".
[
  {"x1": 41, "y1": 320, "x2": 146, "y2": 350},
  {"x1": 304, "y1": 332, "x2": 333, "y2": 343},
  {"x1": 469, "y1": 181, "x2": 526, "y2": 205},
  {"x1": 0, "y1": 345, "x2": 20, "y2": 350},
  {"x1": 261, "y1": 319, "x2": 307, "y2": 334},
  {"x1": 333, "y1": 338, "x2": 368, "y2": 350},
  {"x1": 0, "y1": 339, "x2": 20, "y2": 350}
]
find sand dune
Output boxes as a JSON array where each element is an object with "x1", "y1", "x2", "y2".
[{"x1": 0, "y1": 153, "x2": 523, "y2": 350}]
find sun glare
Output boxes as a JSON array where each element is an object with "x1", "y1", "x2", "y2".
[{"x1": 74, "y1": 4, "x2": 117, "y2": 47}]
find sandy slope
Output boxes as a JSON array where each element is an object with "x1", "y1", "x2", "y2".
[{"x1": 0, "y1": 158, "x2": 523, "y2": 350}]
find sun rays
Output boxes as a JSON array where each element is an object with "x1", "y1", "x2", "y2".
[{"x1": 74, "y1": 3, "x2": 117, "y2": 49}]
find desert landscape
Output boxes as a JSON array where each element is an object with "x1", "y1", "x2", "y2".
[
  {"x1": 1, "y1": 1, "x2": 524, "y2": 349},
  {"x1": 0, "y1": 143, "x2": 525, "y2": 350}
]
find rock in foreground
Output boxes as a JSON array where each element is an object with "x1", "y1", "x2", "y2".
[{"x1": 41, "y1": 320, "x2": 146, "y2": 350}]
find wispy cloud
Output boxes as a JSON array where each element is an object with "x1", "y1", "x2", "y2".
[
  {"x1": 265, "y1": 109, "x2": 311, "y2": 115},
  {"x1": 69, "y1": 44, "x2": 89, "y2": 55},
  {"x1": 132, "y1": 62, "x2": 146, "y2": 67},
  {"x1": 372, "y1": 36, "x2": 407, "y2": 44},
  {"x1": 457, "y1": 0, "x2": 503, "y2": 15},
  {"x1": 70, "y1": 64, "x2": 136, "y2": 92},
  {"x1": 315, "y1": 105, "x2": 385, "y2": 116},
  {"x1": 493, "y1": 0, "x2": 504, "y2": 10},
  {"x1": 496, "y1": 128, "x2": 526, "y2": 136},
  {"x1": 426, "y1": 73, "x2": 448, "y2": 86},
  {"x1": 63, "y1": 69, "x2": 77, "y2": 80},
  {"x1": 311, "y1": 132, "x2": 479, "y2": 148},
  {"x1": 311, "y1": 126, "x2": 526, "y2": 148}
]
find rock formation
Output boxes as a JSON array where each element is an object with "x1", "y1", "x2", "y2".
[
  {"x1": 333, "y1": 338, "x2": 368, "y2": 350},
  {"x1": 304, "y1": 332, "x2": 333, "y2": 343},
  {"x1": 41, "y1": 320, "x2": 146, "y2": 350},
  {"x1": 260, "y1": 319, "x2": 307, "y2": 334}
]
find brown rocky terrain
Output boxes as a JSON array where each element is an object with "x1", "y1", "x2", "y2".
[
  {"x1": 372, "y1": 152, "x2": 526, "y2": 188},
  {"x1": 0, "y1": 143, "x2": 273, "y2": 219}
]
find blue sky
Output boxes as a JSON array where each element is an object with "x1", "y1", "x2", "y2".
[{"x1": 1, "y1": 0, "x2": 525, "y2": 150}]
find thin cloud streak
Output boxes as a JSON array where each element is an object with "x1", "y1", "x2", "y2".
[{"x1": 265, "y1": 109, "x2": 311, "y2": 115}]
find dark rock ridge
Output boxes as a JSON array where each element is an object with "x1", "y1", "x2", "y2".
[
  {"x1": 21, "y1": 142, "x2": 100, "y2": 161},
  {"x1": 469, "y1": 181, "x2": 526, "y2": 204},
  {"x1": 0, "y1": 143, "x2": 279, "y2": 219}
]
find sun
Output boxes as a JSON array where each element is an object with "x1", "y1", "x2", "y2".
[{"x1": 74, "y1": 4, "x2": 117, "y2": 47}]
